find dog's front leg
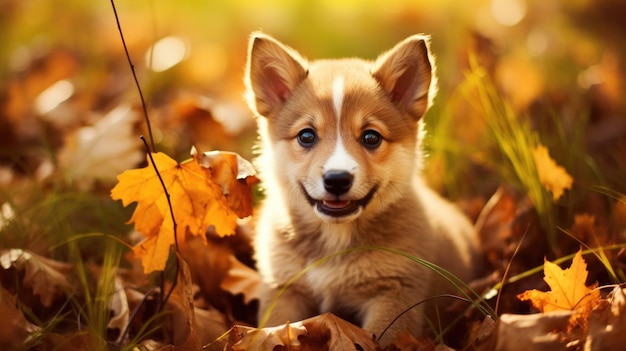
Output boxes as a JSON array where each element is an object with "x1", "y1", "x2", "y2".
[
  {"x1": 360, "y1": 292, "x2": 424, "y2": 346},
  {"x1": 258, "y1": 284, "x2": 317, "y2": 327}
]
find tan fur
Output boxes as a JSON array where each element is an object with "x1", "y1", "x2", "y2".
[{"x1": 245, "y1": 32, "x2": 480, "y2": 346}]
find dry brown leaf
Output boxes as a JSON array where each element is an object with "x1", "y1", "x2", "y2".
[
  {"x1": 475, "y1": 186, "x2": 518, "y2": 264},
  {"x1": 485, "y1": 312, "x2": 572, "y2": 351},
  {"x1": 387, "y1": 331, "x2": 436, "y2": 351},
  {"x1": 192, "y1": 307, "x2": 230, "y2": 350},
  {"x1": 57, "y1": 104, "x2": 143, "y2": 189},
  {"x1": 106, "y1": 276, "x2": 129, "y2": 343},
  {"x1": 158, "y1": 253, "x2": 229, "y2": 351},
  {"x1": 229, "y1": 313, "x2": 380, "y2": 351},
  {"x1": 517, "y1": 250, "x2": 601, "y2": 331},
  {"x1": 531, "y1": 144, "x2": 573, "y2": 201},
  {"x1": 0, "y1": 287, "x2": 40, "y2": 350},
  {"x1": 220, "y1": 254, "x2": 260, "y2": 305},
  {"x1": 570, "y1": 214, "x2": 610, "y2": 247},
  {"x1": 194, "y1": 149, "x2": 259, "y2": 218},
  {"x1": 40, "y1": 331, "x2": 104, "y2": 351},
  {"x1": 0, "y1": 249, "x2": 73, "y2": 307},
  {"x1": 585, "y1": 286, "x2": 626, "y2": 350},
  {"x1": 301, "y1": 313, "x2": 379, "y2": 351},
  {"x1": 466, "y1": 315, "x2": 497, "y2": 349},
  {"x1": 162, "y1": 253, "x2": 201, "y2": 349},
  {"x1": 231, "y1": 322, "x2": 307, "y2": 350}
]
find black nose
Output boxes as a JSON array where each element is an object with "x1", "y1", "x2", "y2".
[{"x1": 323, "y1": 171, "x2": 354, "y2": 195}]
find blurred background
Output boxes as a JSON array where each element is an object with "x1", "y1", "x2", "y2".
[
  {"x1": 1, "y1": 0, "x2": 624, "y2": 189},
  {"x1": 1, "y1": 0, "x2": 625, "y2": 247},
  {"x1": 0, "y1": 0, "x2": 626, "y2": 179}
]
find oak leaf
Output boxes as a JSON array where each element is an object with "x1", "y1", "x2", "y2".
[
  {"x1": 110, "y1": 149, "x2": 257, "y2": 273},
  {"x1": 531, "y1": 144, "x2": 573, "y2": 201},
  {"x1": 517, "y1": 250, "x2": 601, "y2": 330}
]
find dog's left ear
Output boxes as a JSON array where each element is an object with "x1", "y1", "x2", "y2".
[{"x1": 373, "y1": 35, "x2": 436, "y2": 120}]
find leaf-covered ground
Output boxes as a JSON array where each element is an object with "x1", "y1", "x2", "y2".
[{"x1": 1, "y1": 0, "x2": 626, "y2": 350}]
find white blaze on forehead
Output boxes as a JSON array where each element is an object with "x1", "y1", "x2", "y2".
[
  {"x1": 325, "y1": 76, "x2": 357, "y2": 173},
  {"x1": 332, "y1": 76, "x2": 344, "y2": 119}
]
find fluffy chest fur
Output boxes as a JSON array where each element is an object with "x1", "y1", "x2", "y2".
[{"x1": 245, "y1": 32, "x2": 480, "y2": 346}]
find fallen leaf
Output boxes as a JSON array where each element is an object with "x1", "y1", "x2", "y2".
[
  {"x1": 531, "y1": 144, "x2": 573, "y2": 201},
  {"x1": 466, "y1": 315, "x2": 496, "y2": 348},
  {"x1": 586, "y1": 286, "x2": 626, "y2": 350},
  {"x1": 193, "y1": 148, "x2": 258, "y2": 219},
  {"x1": 481, "y1": 312, "x2": 573, "y2": 351},
  {"x1": 192, "y1": 307, "x2": 230, "y2": 351},
  {"x1": 106, "y1": 276, "x2": 129, "y2": 343},
  {"x1": 0, "y1": 249, "x2": 73, "y2": 307},
  {"x1": 110, "y1": 149, "x2": 257, "y2": 273},
  {"x1": 231, "y1": 322, "x2": 307, "y2": 351},
  {"x1": 517, "y1": 250, "x2": 601, "y2": 330},
  {"x1": 39, "y1": 331, "x2": 102, "y2": 351},
  {"x1": 0, "y1": 287, "x2": 40, "y2": 350},
  {"x1": 570, "y1": 213, "x2": 610, "y2": 247},
  {"x1": 387, "y1": 331, "x2": 436, "y2": 351},
  {"x1": 474, "y1": 186, "x2": 518, "y2": 265},
  {"x1": 220, "y1": 254, "x2": 260, "y2": 305},
  {"x1": 228, "y1": 313, "x2": 380, "y2": 351},
  {"x1": 162, "y1": 253, "x2": 201, "y2": 349},
  {"x1": 129, "y1": 253, "x2": 229, "y2": 351},
  {"x1": 57, "y1": 104, "x2": 144, "y2": 190},
  {"x1": 301, "y1": 313, "x2": 379, "y2": 351}
]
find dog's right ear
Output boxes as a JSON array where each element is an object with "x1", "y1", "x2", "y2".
[{"x1": 245, "y1": 32, "x2": 308, "y2": 117}]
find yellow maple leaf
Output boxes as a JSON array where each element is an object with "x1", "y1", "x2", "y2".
[
  {"x1": 517, "y1": 250, "x2": 601, "y2": 330},
  {"x1": 111, "y1": 150, "x2": 257, "y2": 273},
  {"x1": 531, "y1": 144, "x2": 573, "y2": 201}
]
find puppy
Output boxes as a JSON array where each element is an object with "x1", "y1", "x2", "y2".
[{"x1": 245, "y1": 32, "x2": 480, "y2": 345}]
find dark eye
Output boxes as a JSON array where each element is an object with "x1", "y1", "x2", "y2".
[
  {"x1": 297, "y1": 128, "x2": 317, "y2": 148},
  {"x1": 361, "y1": 130, "x2": 382, "y2": 149}
]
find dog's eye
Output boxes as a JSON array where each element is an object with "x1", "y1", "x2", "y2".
[
  {"x1": 361, "y1": 130, "x2": 382, "y2": 149},
  {"x1": 297, "y1": 128, "x2": 317, "y2": 148}
]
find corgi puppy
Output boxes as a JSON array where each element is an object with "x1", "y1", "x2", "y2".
[{"x1": 245, "y1": 32, "x2": 480, "y2": 345}]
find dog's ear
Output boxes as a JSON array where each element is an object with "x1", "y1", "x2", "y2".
[
  {"x1": 245, "y1": 32, "x2": 308, "y2": 117},
  {"x1": 372, "y1": 35, "x2": 436, "y2": 120}
]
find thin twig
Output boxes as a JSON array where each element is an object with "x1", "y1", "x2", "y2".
[
  {"x1": 111, "y1": 0, "x2": 180, "y2": 330},
  {"x1": 110, "y1": 0, "x2": 156, "y2": 153},
  {"x1": 116, "y1": 287, "x2": 158, "y2": 346},
  {"x1": 140, "y1": 136, "x2": 178, "y2": 252},
  {"x1": 140, "y1": 136, "x2": 180, "y2": 309}
]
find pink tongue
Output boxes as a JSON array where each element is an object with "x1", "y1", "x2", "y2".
[{"x1": 323, "y1": 200, "x2": 350, "y2": 209}]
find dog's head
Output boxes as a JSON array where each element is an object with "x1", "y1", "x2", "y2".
[{"x1": 245, "y1": 33, "x2": 436, "y2": 223}]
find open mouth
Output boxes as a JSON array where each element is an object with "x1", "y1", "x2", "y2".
[
  {"x1": 318, "y1": 200, "x2": 360, "y2": 217},
  {"x1": 300, "y1": 184, "x2": 378, "y2": 218}
]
